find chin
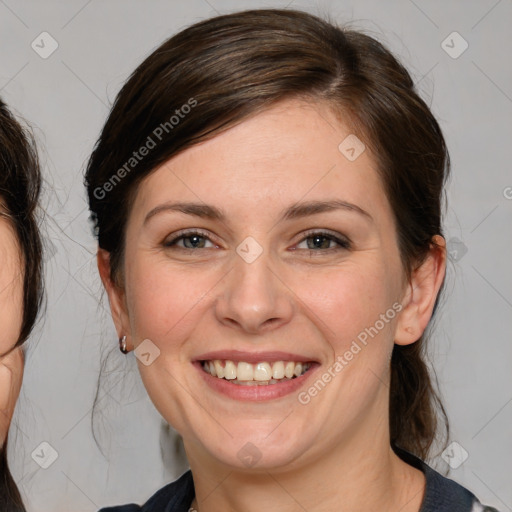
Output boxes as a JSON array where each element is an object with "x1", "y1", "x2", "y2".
[{"x1": 198, "y1": 428, "x2": 312, "y2": 472}]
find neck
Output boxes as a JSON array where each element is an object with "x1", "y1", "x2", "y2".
[{"x1": 185, "y1": 403, "x2": 426, "y2": 512}]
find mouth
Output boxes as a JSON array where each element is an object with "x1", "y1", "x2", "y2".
[
  {"x1": 199, "y1": 359, "x2": 313, "y2": 386},
  {"x1": 193, "y1": 350, "x2": 320, "y2": 401}
]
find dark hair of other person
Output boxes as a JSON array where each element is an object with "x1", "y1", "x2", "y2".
[{"x1": 0, "y1": 98, "x2": 43, "y2": 512}]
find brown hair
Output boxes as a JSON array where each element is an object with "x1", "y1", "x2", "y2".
[
  {"x1": 85, "y1": 8, "x2": 450, "y2": 460},
  {"x1": 0, "y1": 99, "x2": 43, "y2": 510}
]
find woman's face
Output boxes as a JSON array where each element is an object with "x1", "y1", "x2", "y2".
[
  {"x1": 0, "y1": 210, "x2": 24, "y2": 445},
  {"x1": 102, "y1": 99, "x2": 443, "y2": 471}
]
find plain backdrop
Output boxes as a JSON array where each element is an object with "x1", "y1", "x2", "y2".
[{"x1": 0, "y1": 1, "x2": 511, "y2": 510}]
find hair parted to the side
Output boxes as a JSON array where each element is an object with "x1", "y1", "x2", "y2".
[
  {"x1": 85, "y1": 8, "x2": 450, "y2": 461},
  {"x1": 0, "y1": 98, "x2": 43, "y2": 511}
]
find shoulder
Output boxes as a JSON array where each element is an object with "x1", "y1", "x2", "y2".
[
  {"x1": 395, "y1": 447, "x2": 501, "y2": 512},
  {"x1": 420, "y1": 464, "x2": 500, "y2": 512},
  {"x1": 98, "y1": 470, "x2": 195, "y2": 512}
]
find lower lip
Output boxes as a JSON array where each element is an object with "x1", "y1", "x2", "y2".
[{"x1": 194, "y1": 361, "x2": 320, "y2": 401}]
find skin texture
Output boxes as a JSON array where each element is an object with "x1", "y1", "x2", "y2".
[
  {"x1": 99, "y1": 99, "x2": 446, "y2": 511},
  {"x1": 0, "y1": 214, "x2": 24, "y2": 447}
]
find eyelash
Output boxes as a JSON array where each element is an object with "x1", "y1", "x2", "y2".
[
  {"x1": 163, "y1": 229, "x2": 351, "y2": 253},
  {"x1": 296, "y1": 230, "x2": 351, "y2": 253}
]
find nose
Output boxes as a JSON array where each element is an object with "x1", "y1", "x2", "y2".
[{"x1": 214, "y1": 249, "x2": 294, "y2": 335}]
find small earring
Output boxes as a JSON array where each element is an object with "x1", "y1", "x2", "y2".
[{"x1": 119, "y1": 335, "x2": 128, "y2": 354}]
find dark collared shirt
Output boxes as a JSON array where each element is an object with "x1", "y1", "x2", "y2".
[{"x1": 98, "y1": 449, "x2": 501, "y2": 512}]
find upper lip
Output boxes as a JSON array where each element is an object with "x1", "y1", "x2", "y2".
[{"x1": 194, "y1": 350, "x2": 319, "y2": 364}]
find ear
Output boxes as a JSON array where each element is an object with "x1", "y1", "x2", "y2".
[
  {"x1": 394, "y1": 235, "x2": 446, "y2": 346},
  {"x1": 97, "y1": 249, "x2": 132, "y2": 350}
]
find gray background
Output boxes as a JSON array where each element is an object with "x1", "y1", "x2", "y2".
[{"x1": 1, "y1": 0, "x2": 510, "y2": 510}]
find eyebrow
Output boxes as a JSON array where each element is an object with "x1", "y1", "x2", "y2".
[{"x1": 144, "y1": 199, "x2": 373, "y2": 225}]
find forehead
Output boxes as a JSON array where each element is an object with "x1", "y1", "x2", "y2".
[{"x1": 131, "y1": 98, "x2": 390, "y2": 224}]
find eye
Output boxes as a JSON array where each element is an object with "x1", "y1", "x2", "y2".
[
  {"x1": 294, "y1": 230, "x2": 351, "y2": 253},
  {"x1": 162, "y1": 229, "x2": 351, "y2": 253},
  {"x1": 163, "y1": 230, "x2": 217, "y2": 250}
]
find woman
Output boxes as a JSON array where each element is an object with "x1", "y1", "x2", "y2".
[
  {"x1": 0, "y1": 99, "x2": 43, "y2": 511},
  {"x1": 86, "y1": 9, "x2": 499, "y2": 512}
]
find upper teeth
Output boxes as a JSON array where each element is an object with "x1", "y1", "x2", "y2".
[{"x1": 202, "y1": 360, "x2": 311, "y2": 381}]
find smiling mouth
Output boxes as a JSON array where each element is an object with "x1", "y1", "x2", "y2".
[{"x1": 200, "y1": 359, "x2": 313, "y2": 386}]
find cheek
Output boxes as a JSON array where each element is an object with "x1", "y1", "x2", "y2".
[
  {"x1": 125, "y1": 256, "x2": 215, "y2": 348},
  {"x1": 0, "y1": 229, "x2": 24, "y2": 352},
  {"x1": 296, "y1": 265, "x2": 393, "y2": 340},
  {"x1": 125, "y1": 259, "x2": 207, "y2": 425},
  {"x1": 290, "y1": 262, "x2": 400, "y2": 427},
  {"x1": 0, "y1": 275, "x2": 23, "y2": 352},
  {"x1": 125, "y1": 252, "x2": 400, "y2": 350}
]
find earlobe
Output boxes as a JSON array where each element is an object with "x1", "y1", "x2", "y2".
[
  {"x1": 394, "y1": 235, "x2": 446, "y2": 346},
  {"x1": 97, "y1": 249, "x2": 131, "y2": 347}
]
